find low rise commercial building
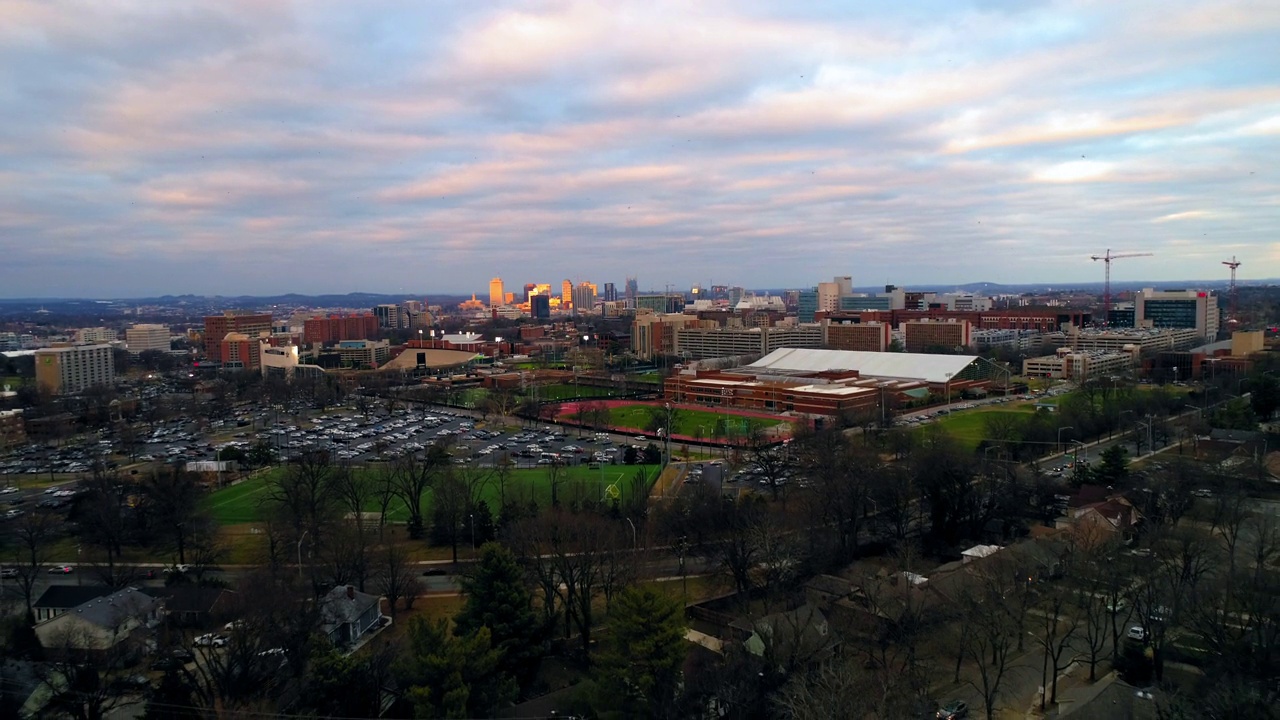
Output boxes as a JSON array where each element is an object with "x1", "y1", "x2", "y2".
[
  {"x1": 260, "y1": 343, "x2": 325, "y2": 381},
  {"x1": 0, "y1": 408, "x2": 26, "y2": 449}
]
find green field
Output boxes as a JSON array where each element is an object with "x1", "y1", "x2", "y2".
[
  {"x1": 536, "y1": 384, "x2": 618, "y2": 401},
  {"x1": 606, "y1": 404, "x2": 785, "y2": 438},
  {"x1": 203, "y1": 463, "x2": 662, "y2": 525}
]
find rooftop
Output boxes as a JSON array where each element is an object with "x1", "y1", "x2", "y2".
[{"x1": 747, "y1": 347, "x2": 979, "y2": 384}]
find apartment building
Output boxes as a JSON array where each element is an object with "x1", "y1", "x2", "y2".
[{"x1": 35, "y1": 344, "x2": 115, "y2": 395}]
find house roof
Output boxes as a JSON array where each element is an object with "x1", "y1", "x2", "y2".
[
  {"x1": 747, "y1": 347, "x2": 980, "y2": 385},
  {"x1": 55, "y1": 587, "x2": 157, "y2": 629},
  {"x1": 1076, "y1": 499, "x2": 1140, "y2": 531},
  {"x1": 33, "y1": 585, "x2": 114, "y2": 610},
  {"x1": 320, "y1": 585, "x2": 381, "y2": 630}
]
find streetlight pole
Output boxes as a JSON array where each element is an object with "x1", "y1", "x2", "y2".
[
  {"x1": 296, "y1": 530, "x2": 309, "y2": 579},
  {"x1": 1057, "y1": 426, "x2": 1074, "y2": 455}
]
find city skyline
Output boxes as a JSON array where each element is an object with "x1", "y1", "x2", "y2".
[{"x1": 2, "y1": 1, "x2": 1278, "y2": 297}]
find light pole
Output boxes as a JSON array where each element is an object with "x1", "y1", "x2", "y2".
[
  {"x1": 1072, "y1": 440, "x2": 1087, "y2": 464},
  {"x1": 944, "y1": 372, "x2": 953, "y2": 407},
  {"x1": 1057, "y1": 426, "x2": 1074, "y2": 455},
  {"x1": 296, "y1": 530, "x2": 309, "y2": 579},
  {"x1": 663, "y1": 402, "x2": 672, "y2": 467},
  {"x1": 625, "y1": 517, "x2": 637, "y2": 550}
]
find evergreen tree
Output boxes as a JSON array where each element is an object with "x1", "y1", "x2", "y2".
[
  {"x1": 395, "y1": 618, "x2": 516, "y2": 719},
  {"x1": 590, "y1": 586, "x2": 687, "y2": 719},
  {"x1": 455, "y1": 543, "x2": 544, "y2": 688}
]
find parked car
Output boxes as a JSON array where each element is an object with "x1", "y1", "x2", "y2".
[
  {"x1": 0, "y1": 568, "x2": 18, "y2": 578},
  {"x1": 937, "y1": 700, "x2": 969, "y2": 719},
  {"x1": 47, "y1": 565, "x2": 73, "y2": 574},
  {"x1": 193, "y1": 633, "x2": 228, "y2": 648},
  {"x1": 1127, "y1": 625, "x2": 1147, "y2": 641}
]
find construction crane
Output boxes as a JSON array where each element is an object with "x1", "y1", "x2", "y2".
[
  {"x1": 1091, "y1": 249, "x2": 1153, "y2": 324},
  {"x1": 1223, "y1": 255, "x2": 1242, "y2": 324}
]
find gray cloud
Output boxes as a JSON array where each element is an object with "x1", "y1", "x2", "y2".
[{"x1": 1, "y1": 0, "x2": 1278, "y2": 297}]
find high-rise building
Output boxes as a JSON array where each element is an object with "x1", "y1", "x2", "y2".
[
  {"x1": 797, "y1": 289, "x2": 819, "y2": 322},
  {"x1": 76, "y1": 327, "x2": 118, "y2": 344},
  {"x1": 572, "y1": 282, "x2": 598, "y2": 316},
  {"x1": 834, "y1": 276, "x2": 853, "y2": 297},
  {"x1": 530, "y1": 295, "x2": 551, "y2": 320},
  {"x1": 817, "y1": 281, "x2": 842, "y2": 314},
  {"x1": 373, "y1": 304, "x2": 403, "y2": 329},
  {"x1": 625, "y1": 277, "x2": 638, "y2": 304},
  {"x1": 126, "y1": 324, "x2": 171, "y2": 355},
  {"x1": 523, "y1": 283, "x2": 538, "y2": 302},
  {"x1": 603, "y1": 283, "x2": 617, "y2": 302},
  {"x1": 561, "y1": 280, "x2": 574, "y2": 310},
  {"x1": 204, "y1": 311, "x2": 273, "y2": 364},
  {"x1": 1133, "y1": 288, "x2": 1219, "y2": 339},
  {"x1": 489, "y1": 278, "x2": 505, "y2": 307},
  {"x1": 35, "y1": 344, "x2": 115, "y2": 395}
]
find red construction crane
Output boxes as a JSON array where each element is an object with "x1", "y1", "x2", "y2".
[
  {"x1": 1223, "y1": 255, "x2": 1242, "y2": 323},
  {"x1": 1091, "y1": 249, "x2": 1153, "y2": 324}
]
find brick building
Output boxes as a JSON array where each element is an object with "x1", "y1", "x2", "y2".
[
  {"x1": 204, "y1": 312, "x2": 272, "y2": 364},
  {"x1": 903, "y1": 319, "x2": 972, "y2": 353},
  {"x1": 826, "y1": 321, "x2": 892, "y2": 352},
  {"x1": 303, "y1": 314, "x2": 380, "y2": 345}
]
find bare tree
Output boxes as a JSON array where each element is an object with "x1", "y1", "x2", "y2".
[
  {"x1": 5, "y1": 509, "x2": 57, "y2": 615},
  {"x1": 1033, "y1": 593, "x2": 1080, "y2": 707},
  {"x1": 374, "y1": 540, "x2": 422, "y2": 617},
  {"x1": 392, "y1": 444, "x2": 447, "y2": 538}
]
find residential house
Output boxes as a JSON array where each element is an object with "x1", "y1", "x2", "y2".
[
  {"x1": 734, "y1": 604, "x2": 840, "y2": 675},
  {"x1": 32, "y1": 586, "x2": 114, "y2": 623},
  {"x1": 320, "y1": 585, "x2": 383, "y2": 650},
  {"x1": 34, "y1": 587, "x2": 161, "y2": 660},
  {"x1": 1061, "y1": 497, "x2": 1143, "y2": 544}
]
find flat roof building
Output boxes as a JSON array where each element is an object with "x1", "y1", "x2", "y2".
[
  {"x1": 204, "y1": 312, "x2": 272, "y2": 364},
  {"x1": 673, "y1": 324, "x2": 825, "y2": 360},
  {"x1": 902, "y1": 319, "x2": 973, "y2": 353},
  {"x1": 826, "y1": 321, "x2": 892, "y2": 352},
  {"x1": 35, "y1": 344, "x2": 114, "y2": 395},
  {"x1": 125, "y1": 324, "x2": 170, "y2": 355}
]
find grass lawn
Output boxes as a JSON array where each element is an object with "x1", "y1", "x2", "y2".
[
  {"x1": 203, "y1": 463, "x2": 662, "y2": 525},
  {"x1": 606, "y1": 404, "x2": 785, "y2": 438},
  {"x1": 922, "y1": 409, "x2": 1034, "y2": 450}
]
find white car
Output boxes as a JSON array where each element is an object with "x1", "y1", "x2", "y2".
[
  {"x1": 1127, "y1": 625, "x2": 1147, "y2": 641},
  {"x1": 193, "y1": 633, "x2": 228, "y2": 647},
  {"x1": 0, "y1": 486, "x2": 18, "y2": 495}
]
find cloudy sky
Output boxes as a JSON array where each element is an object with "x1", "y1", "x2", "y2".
[{"x1": 1, "y1": 1, "x2": 1278, "y2": 298}]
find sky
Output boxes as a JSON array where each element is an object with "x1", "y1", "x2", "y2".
[{"x1": 1, "y1": 0, "x2": 1278, "y2": 298}]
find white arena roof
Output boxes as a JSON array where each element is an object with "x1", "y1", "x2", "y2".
[{"x1": 747, "y1": 347, "x2": 980, "y2": 385}]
